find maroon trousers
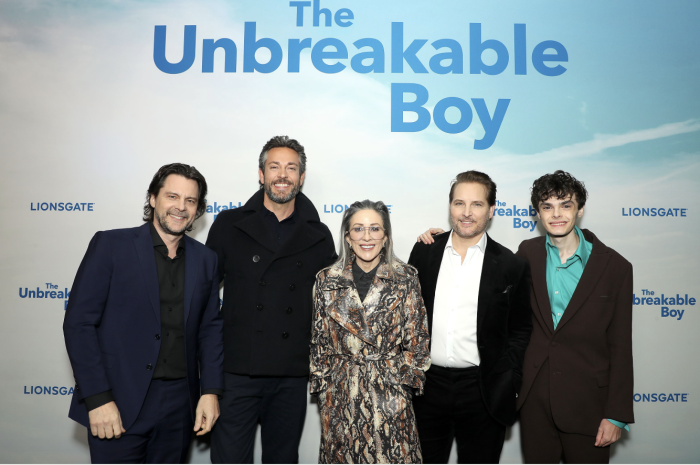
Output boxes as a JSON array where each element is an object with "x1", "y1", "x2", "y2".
[{"x1": 519, "y1": 359, "x2": 611, "y2": 464}]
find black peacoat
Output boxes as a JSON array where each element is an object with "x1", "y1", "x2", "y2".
[{"x1": 206, "y1": 189, "x2": 337, "y2": 377}]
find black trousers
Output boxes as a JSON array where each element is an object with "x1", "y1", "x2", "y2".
[
  {"x1": 210, "y1": 373, "x2": 308, "y2": 464},
  {"x1": 413, "y1": 365, "x2": 506, "y2": 464},
  {"x1": 87, "y1": 378, "x2": 193, "y2": 464},
  {"x1": 520, "y1": 359, "x2": 610, "y2": 464}
]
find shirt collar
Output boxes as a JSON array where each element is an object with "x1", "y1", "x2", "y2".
[
  {"x1": 261, "y1": 204, "x2": 297, "y2": 224},
  {"x1": 546, "y1": 225, "x2": 588, "y2": 266},
  {"x1": 445, "y1": 230, "x2": 487, "y2": 254}
]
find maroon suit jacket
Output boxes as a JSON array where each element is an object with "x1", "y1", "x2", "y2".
[{"x1": 515, "y1": 228, "x2": 634, "y2": 436}]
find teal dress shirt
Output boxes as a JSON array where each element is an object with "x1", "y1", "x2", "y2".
[{"x1": 546, "y1": 226, "x2": 629, "y2": 432}]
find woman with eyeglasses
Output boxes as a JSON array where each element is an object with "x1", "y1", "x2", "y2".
[{"x1": 310, "y1": 200, "x2": 431, "y2": 464}]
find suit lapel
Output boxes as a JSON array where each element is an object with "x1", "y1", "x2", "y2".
[
  {"x1": 530, "y1": 242, "x2": 555, "y2": 336},
  {"x1": 183, "y1": 235, "x2": 199, "y2": 324},
  {"x1": 426, "y1": 232, "x2": 450, "y2": 336},
  {"x1": 133, "y1": 224, "x2": 161, "y2": 325},
  {"x1": 477, "y1": 235, "x2": 499, "y2": 338},
  {"x1": 555, "y1": 246, "x2": 611, "y2": 332}
]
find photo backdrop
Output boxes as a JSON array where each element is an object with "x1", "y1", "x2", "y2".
[{"x1": 1, "y1": 1, "x2": 699, "y2": 463}]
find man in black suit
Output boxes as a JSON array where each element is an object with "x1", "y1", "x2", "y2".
[
  {"x1": 409, "y1": 170, "x2": 532, "y2": 464},
  {"x1": 206, "y1": 136, "x2": 337, "y2": 463}
]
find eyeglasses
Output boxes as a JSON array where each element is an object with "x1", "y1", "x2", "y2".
[{"x1": 347, "y1": 226, "x2": 386, "y2": 240}]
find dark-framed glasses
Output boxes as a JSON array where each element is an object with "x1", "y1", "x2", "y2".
[{"x1": 347, "y1": 226, "x2": 385, "y2": 240}]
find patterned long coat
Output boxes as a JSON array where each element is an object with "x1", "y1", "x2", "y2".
[{"x1": 310, "y1": 257, "x2": 431, "y2": 464}]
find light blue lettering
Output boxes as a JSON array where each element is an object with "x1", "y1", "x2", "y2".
[
  {"x1": 243, "y1": 22, "x2": 282, "y2": 73},
  {"x1": 351, "y1": 39, "x2": 384, "y2": 73},
  {"x1": 311, "y1": 38, "x2": 347, "y2": 73},
  {"x1": 391, "y1": 83, "x2": 430, "y2": 132},
  {"x1": 153, "y1": 25, "x2": 196, "y2": 74}
]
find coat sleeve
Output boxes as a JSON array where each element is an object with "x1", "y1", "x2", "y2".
[
  {"x1": 63, "y1": 232, "x2": 114, "y2": 399},
  {"x1": 398, "y1": 272, "x2": 431, "y2": 395},
  {"x1": 604, "y1": 262, "x2": 635, "y2": 423},
  {"x1": 309, "y1": 275, "x2": 334, "y2": 394},
  {"x1": 507, "y1": 258, "x2": 533, "y2": 390},
  {"x1": 205, "y1": 213, "x2": 227, "y2": 282},
  {"x1": 322, "y1": 226, "x2": 339, "y2": 268},
  {"x1": 197, "y1": 255, "x2": 224, "y2": 394}
]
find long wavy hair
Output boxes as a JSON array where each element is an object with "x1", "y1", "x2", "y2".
[{"x1": 142, "y1": 163, "x2": 207, "y2": 232}]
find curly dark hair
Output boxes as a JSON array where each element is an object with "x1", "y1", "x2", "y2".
[
  {"x1": 530, "y1": 170, "x2": 587, "y2": 212},
  {"x1": 449, "y1": 170, "x2": 497, "y2": 206},
  {"x1": 143, "y1": 163, "x2": 208, "y2": 231}
]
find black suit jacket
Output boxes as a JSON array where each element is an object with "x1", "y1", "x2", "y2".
[
  {"x1": 206, "y1": 190, "x2": 337, "y2": 377},
  {"x1": 408, "y1": 231, "x2": 532, "y2": 426}
]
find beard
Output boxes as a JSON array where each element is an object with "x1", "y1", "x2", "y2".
[
  {"x1": 264, "y1": 176, "x2": 302, "y2": 204},
  {"x1": 450, "y1": 215, "x2": 488, "y2": 239},
  {"x1": 155, "y1": 209, "x2": 192, "y2": 236}
]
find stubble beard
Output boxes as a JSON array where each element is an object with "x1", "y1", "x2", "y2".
[
  {"x1": 155, "y1": 209, "x2": 192, "y2": 236},
  {"x1": 450, "y1": 215, "x2": 487, "y2": 239},
  {"x1": 265, "y1": 178, "x2": 301, "y2": 204}
]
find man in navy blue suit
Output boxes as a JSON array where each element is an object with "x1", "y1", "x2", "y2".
[{"x1": 63, "y1": 163, "x2": 224, "y2": 464}]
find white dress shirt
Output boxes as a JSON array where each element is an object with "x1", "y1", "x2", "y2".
[{"x1": 431, "y1": 231, "x2": 487, "y2": 368}]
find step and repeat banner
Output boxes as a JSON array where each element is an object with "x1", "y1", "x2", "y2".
[{"x1": 1, "y1": 0, "x2": 699, "y2": 463}]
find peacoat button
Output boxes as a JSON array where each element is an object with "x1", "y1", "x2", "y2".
[
  {"x1": 289, "y1": 284, "x2": 295, "y2": 291},
  {"x1": 551, "y1": 341, "x2": 558, "y2": 347},
  {"x1": 155, "y1": 334, "x2": 160, "y2": 340},
  {"x1": 282, "y1": 332, "x2": 289, "y2": 339},
  {"x1": 286, "y1": 307, "x2": 293, "y2": 314},
  {"x1": 534, "y1": 362, "x2": 539, "y2": 368},
  {"x1": 253, "y1": 255, "x2": 260, "y2": 263},
  {"x1": 296, "y1": 261, "x2": 303, "y2": 268},
  {"x1": 257, "y1": 304, "x2": 264, "y2": 311},
  {"x1": 146, "y1": 364, "x2": 153, "y2": 370},
  {"x1": 259, "y1": 279, "x2": 266, "y2": 286}
]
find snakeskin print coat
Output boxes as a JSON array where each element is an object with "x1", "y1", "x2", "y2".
[{"x1": 310, "y1": 257, "x2": 431, "y2": 464}]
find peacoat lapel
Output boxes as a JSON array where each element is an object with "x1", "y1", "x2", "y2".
[
  {"x1": 276, "y1": 221, "x2": 326, "y2": 261},
  {"x1": 529, "y1": 239, "x2": 555, "y2": 336},
  {"x1": 133, "y1": 223, "x2": 161, "y2": 325},
  {"x1": 554, "y1": 230, "x2": 611, "y2": 332},
  {"x1": 232, "y1": 211, "x2": 278, "y2": 253}
]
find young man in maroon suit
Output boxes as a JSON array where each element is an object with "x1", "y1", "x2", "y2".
[{"x1": 515, "y1": 170, "x2": 634, "y2": 463}]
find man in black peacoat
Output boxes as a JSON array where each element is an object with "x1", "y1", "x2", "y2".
[{"x1": 205, "y1": 137, "x2": 337, "y2": 463}]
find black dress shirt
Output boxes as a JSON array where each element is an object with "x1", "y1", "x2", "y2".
[
  {"x1": 352, "y1": 260, "x2": 379, "y2": 302},
  {"x1": 84, "y1": 223, "x2": 221, "y2": 411},
  {"x1": 151, "y1": 222, "x2": 187, "y2": 380},
  {"x1": 261, "y1": 204, "x2": 297, "y2": 245}
]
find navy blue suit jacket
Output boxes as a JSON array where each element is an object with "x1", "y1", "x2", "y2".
[{"x1": 63, "y1": 223, "x2": 224, "y2": 430}]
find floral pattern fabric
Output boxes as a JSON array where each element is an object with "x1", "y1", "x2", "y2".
[{"x1": 310, "y1": 257, "x2": 431, "y2": 464}]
